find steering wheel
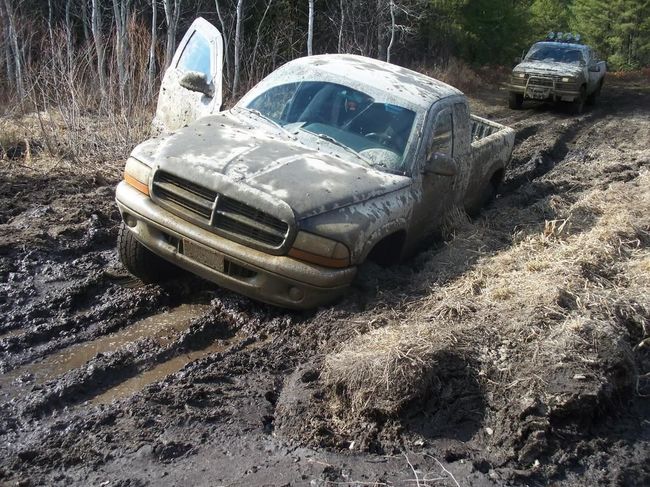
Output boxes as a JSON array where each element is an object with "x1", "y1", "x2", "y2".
[{"x1": 366, "y1": 132, "x2": 391, "y2": 144}]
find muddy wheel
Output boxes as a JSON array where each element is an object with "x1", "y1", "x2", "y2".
[
  {"x1": 508, "y1": 92, "x2": 523, "y2": 110},
  {"x1": 570, "y1": 87, "x2": 586, "y2": 115},
  {"x1": 117, "y1": 222, "x2": 178, "y2": 283},
  {"x1": 586, "y1": 81, "x2": 602, "y2": 106}
]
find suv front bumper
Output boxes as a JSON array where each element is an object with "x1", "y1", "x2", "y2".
[
  {"x1": 505, "y1": 82, "x2": 581, "y2": 102},
  {"x1": 115, "y1": 182, "x2": 356, "y2": 309}
]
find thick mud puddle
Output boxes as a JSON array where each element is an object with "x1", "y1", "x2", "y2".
[
  {"x1": 0, "y1": 327, "x2": 25, "y2": 340},
  {"x1": 92, "y1": 333, "x2": 240, "y2": 405},
  {"x1": 0, "y1": 303, "x2": 211, "y2": 396}
]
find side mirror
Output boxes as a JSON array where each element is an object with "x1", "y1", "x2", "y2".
[
  {"x1": 423, "y1": 153, "x2": 457, "y2": 177},
  {"x1": 514, "y1": 56, "x2": 522, "y2": 64},
  {"x1": 588, "y1": 65, "x2": 600, "y2": 72},
  {"x1": 179, "y1": 71, "x2": 213, "y2": 97}
]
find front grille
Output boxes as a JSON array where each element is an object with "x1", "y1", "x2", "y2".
[
  {"x1": 214, "y1": 196, "x2": 288, "y2": 247},
  {"x1": 528, "y1": 76, "x2": 554, "y2": 88},
  {"x1": 153, "y1": 171, "x2": 216, "y2": 222}
]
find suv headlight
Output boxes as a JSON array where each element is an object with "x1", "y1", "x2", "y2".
[
  {"x1": 288, "y1": 231, "x2": 350, "y2": 268},
  {"x1": 124, "y1": 157, "x2": 151, "y2": 195},
  {"x1": 561, "y1": 76, "x2": 577, "y2": 83}
]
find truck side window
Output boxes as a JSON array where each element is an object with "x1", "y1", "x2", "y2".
[
  {"x1": 177, "y1": 32, "x2": 213, "y2": 82},
  {"x1": 428, "y1": 109, "x2": 453, "y2": 159}
]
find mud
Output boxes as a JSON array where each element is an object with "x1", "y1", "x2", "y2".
[{"x1": 1, "y1": 79, "x2": 649, "y2": 486}]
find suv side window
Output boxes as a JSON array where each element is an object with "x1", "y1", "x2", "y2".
[
  {"x1": 427, "y1": 108, "x2": 453, "y2": 159},
  {"x1": 177, "y1": 32, "x2": 213, "y2": 82}
]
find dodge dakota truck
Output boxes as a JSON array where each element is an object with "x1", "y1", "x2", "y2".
[
  {"x1": 506, "y1": 33, "x2": 606, "y2": 114},
  {"x1": 115, "y1": 18, "x2": 515, "y2": 309}
]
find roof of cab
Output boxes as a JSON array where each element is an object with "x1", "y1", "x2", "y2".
[
  {"x1": 532, "y1": 41, "x2": 589, "y2": 51},
  {"x1": 265, "y1": 54, "x2": 463, "y2": 109}
]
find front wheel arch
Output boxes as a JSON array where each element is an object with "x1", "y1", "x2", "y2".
[{"x1": 364, "y1": 230, "x2": 407, "y2": 266}]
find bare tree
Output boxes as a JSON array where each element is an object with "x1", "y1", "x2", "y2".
[
  {"x1": 386, "y1": 0, "x2": 395, "y2": 62},
  {"x1": 2, "y1": 0, "x2": 24, "y2": 99},
  {"x1": 65, "y1": 0, "x2": 74, "y2": 67},
  {"x1": 214, "y1": 0, "x2": 231, "y2": 87},
  {"x1": 91, "y1": 0, "x2": 107, "y2": 98},
  {"x1": 163, "y1": 0, "x2": 181, "y2": 69},
  {"x1": 250, "y1": 0, "x2": 273, "y2": 74},
  {"x1": 232, "y1": 0, "x2": 243, "y2": 95},
  {"x1": 148, "y1": 0, "x2": 158, "y2": 98},
  {"x1": 112, "y1": 0, "x2": 132, "y2": 104},
  {"x1": 307, "y1": 0, "x2": 314, "y2": 55},
  {"x1": 338, "y1": 0, "x2": 344, "y2": 53}
]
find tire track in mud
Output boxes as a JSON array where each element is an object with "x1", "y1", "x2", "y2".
[{"x1": 1, "y1": 298, "x2": 268, "y2": 417}]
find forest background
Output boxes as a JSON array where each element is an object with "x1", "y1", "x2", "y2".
[{"x1": 1, "y1": 0, "x2": 648, "y2": 157}]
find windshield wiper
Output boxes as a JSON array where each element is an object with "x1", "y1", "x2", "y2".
[
  {"x1": 304, "y1": 130, "x2": 370, "y2": 164},
  {"x1": 239, "y1": 108, "x2": 293, "y2": 136}
]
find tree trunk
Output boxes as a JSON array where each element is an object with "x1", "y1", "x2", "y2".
[
  {"x1": 65, "y1": 0, "x2": 73, "y2": 68},
  {"x1": 3, "y1": 0, "x2": 24, "y2": 99},
  {"x1": 250, "y1": 0, "x2": 272, "y2": 75},
  {"x1": 91, "y1": 0, "x2": 107, "y2": 99},
  {"x1": 1, "y1": 0, "x2": 14, "y2": 87},
  {"x1": 337, "y1": 0, "x2": 344, "y2": 53},
  {"x1": 81, "y1": 0, "x2": 91, "y2": 44},
  {"x1": 307, "y1": 0, "x2": 314, "y2": 55},
  {"x1": 163, "y1": 0, "x2": 181, "y2": 69},
  {"x1": 148, "y1": 0, "x2": 158, "y2": 98},
  {"x1": 47, "y1": 0, "x2": 54, "y2": 47},
  {"x1": 214, "y1": 0, "x2": 231, "y2": 88},
  {"x1": 233, "y1": 0, "x2": 243, "y2": 95},
  {"x1": 376, "y1": 0, "x2": 385, "y2": 59},
  {"x1": 386, "y1": 0, "x2": 395, "y2": 63},
  {"x1": 112, "y1": 0, "x2": 131, "y2": 104}
]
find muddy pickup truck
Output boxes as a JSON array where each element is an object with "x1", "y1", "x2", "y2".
[
  {"x1": 115, "y1": 18, "x2": 515, "y2": 309},
  {"x1": 506, "y1": 33, "x2": 606, "y2": 114}
]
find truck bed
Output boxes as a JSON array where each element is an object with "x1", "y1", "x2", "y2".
[{"x1": 463, "y1": 114, "x2": 516, "y2": 212}]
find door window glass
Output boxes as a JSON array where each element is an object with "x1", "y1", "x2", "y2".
[
  {"x1": 428, "y1": 109, "x2": 453, "y2": 159},
  {"x1": 177, "y1": 32, "x2": 213, "y2": 82}
]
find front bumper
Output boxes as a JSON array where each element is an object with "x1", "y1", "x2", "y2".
[
  {"x1": 115, "y1": 182, "x2": 356, "y2": 309},
  {"x1": 505, "y1": 82, "x2": 581, "y2": 102}
]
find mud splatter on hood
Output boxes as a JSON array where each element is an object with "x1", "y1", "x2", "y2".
[
  {"x1": 514, "y1": 61, "x2": 583, "y2": 78},
  {"x1": 138, "y1": 112, "x2": 410, "y2": 220}
]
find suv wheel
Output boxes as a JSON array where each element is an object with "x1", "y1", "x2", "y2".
[
  {"x1": 508, "y1": 92, "x2": 523, "y2": 109},
  {"x1": 570, "y1": 87, "x2": 586, "y2": 115},
  {"x1": 117, "y1": 222, "x2": 178, "y2": 283},
  {"x1": 586, "y1": 81, "x2": 602, "y2": 106}
]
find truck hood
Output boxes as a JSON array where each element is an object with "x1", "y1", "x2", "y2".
[
  {"x1": 514, "y1": 61, "x2": 583, "y2": 78},
  {"x1": 139, "y1": 112, "x2": 410, "y2": 220}
]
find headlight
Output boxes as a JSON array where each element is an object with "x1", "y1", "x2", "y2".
[
  {"x1": 288, "y1": 231, "x2": 350, "y2": 268},
  {"x1": 124, "y1": 157, "x2": 151, "y2": 195},
  {"x1": 516, "y1": 72, "x2": 525, "y2": 78},
  {"x1": 561, "y1": 77, "x2": 576, "y2": 83}
]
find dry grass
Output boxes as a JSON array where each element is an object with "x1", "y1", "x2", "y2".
[
  {"x1": 415, "y1": 58, "x2": 483, "y2": 94},
  {"x1": 324, "y1": 168, "x2": 650, "y2": 424}
]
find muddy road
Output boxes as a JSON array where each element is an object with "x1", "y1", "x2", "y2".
[{"x1": 1, "y1": 79, "x2": 649, "y2": 486}]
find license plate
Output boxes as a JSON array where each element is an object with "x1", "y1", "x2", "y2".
[
  {"x1": 527, "y1": 88, "x2": 549, "y2": 100},
  {"x1": 182, "y1": 239, "x2": 224, "y2": 272}
]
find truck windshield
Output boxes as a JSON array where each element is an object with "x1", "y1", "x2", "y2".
[
  {"x1": 525, "y1": 44, "x2": 585, "y2": 65},
  {"x1": 244, "y1": 81, "x2": 415, "y2": 173}
]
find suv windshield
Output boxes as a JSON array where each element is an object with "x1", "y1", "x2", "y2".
[
  {"x1": 244, "y1": 81, "x2": 416, "y2": 173},
  {"x1": 525, "y1": 44, "x2": 585, "y2": 65}
]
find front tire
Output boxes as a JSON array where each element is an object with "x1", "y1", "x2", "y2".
[
  {"x1": 569, "y1": 86, "x2": 586, "y2": 115},
  {"x1": 508, "y1": 92, "x2": 523, "y2": 110},
  {"x1": 117, "y1": 222, "x2": 178, "y2": 283},
  {"x1": 586, "y1": 81, "x2": 602, "y2": 106}
]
